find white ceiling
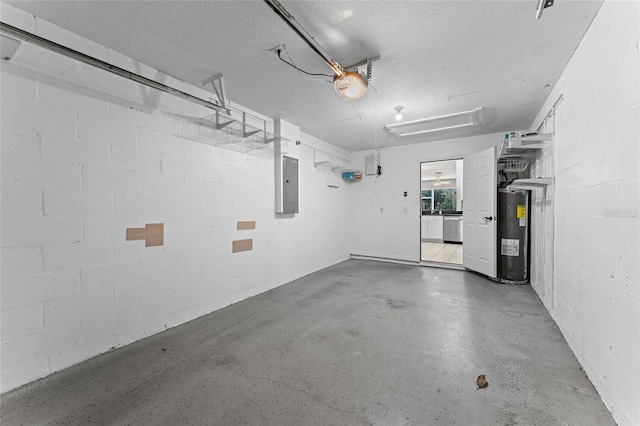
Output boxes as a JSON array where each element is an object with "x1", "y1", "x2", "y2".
[{"x1": 4, "y1": 0, "x2": 603, "y2": 152}]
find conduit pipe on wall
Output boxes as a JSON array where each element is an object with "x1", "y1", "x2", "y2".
[{"x1": 0, "y1": 21, "x2": 231, "y2": 115}]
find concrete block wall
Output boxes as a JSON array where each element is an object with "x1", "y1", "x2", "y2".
[
  {"x1": 0, "y1": 5, "x2": 350, "y2": 392},
  {"x1": 528, "y1": 1, "x2": 639, "y2": 424}
]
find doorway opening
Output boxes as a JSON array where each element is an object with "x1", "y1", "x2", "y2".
[{"x1": 420, "y1": 159, "x2": 464, "y2": 264}]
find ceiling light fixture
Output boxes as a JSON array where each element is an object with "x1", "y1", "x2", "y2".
[
  {"x1": 264, "y1": 0, "x2": 377, "y2": 101},
  {"x1": 384, "y1": 108, "x2": 483, "y2": 137},
  {"x1": 432, "y1": 171, "x2": 452, "y2": 187},
  {"x1": 434, "y1": 172, "x2": 442, "y2": 187},
  {"x1": 394, "y1": 106, "x2": 404, "y2": 121}
]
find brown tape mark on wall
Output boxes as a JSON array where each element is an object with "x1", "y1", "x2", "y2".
[
  {"x1": 237, "y1": 221, "x2": 256, "y2": 230},
  {"x1": 126, "y1": 227, "x2": 147, "y2": 241},
  {"x1": 232, "y1": 239, "x2": 253, "y2": 253},
  {"x1": 145, "y1": 223, "x2": 164, "y2": 247},
  {"x1": 126, "y1": 223, "x2": 164, "y2": 247}
]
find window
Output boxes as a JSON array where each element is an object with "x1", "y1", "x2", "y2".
[
  {"x1": 434, "y1": 188, "x2": 457, "y2": 211},
  {"x1": 421, "y1": 190, "x2": 432, "y2": 211},
  {"x1": 423, "y1": 189, "x2": 457, "y2": 211}
]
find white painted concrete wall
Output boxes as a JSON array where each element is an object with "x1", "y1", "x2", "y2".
[
  {"x1": 349, "y1": 134, "x2": 501, "y2": 262},
  {"x1": 528, "y1": 1, "x2": 639, "y2": 424},
  {"x1": 0, "y1": 5, "x2": 350, "y2": 392}
]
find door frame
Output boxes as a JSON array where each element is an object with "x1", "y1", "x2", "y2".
[{"x1": 419, "y1": 157, "x2": 464, "y2": 267}]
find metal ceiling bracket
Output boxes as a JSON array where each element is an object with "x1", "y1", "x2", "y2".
[
  {"x1": 201, "y1": 73, "x2": 227, "y2": 109},
  {"x1": 242, "y1": 112, "x2": 261, "y2": 138},
  {"x1": 261, "y1": 121, "x2": 275, "y2": 144},
  {"x1": 261, "y1": 117, "x2": 279, "y2": 144},
  {"x1": 344, "y1": 56, "x2": 380, "y2": 81},
  {"x1": 536, "y1": 0, "x2": 555, "y2": 19},
  {"x1": 215, "y1": 111, "x2": 233, "y2": 130}
]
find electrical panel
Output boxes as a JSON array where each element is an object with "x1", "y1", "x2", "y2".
[{"x1": 282, "y1": 156, "x2": 299, "y2": 214}]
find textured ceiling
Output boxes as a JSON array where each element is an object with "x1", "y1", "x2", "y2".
[{"x1": 4, "y1": 0, "x2": 603, "y2": 152}]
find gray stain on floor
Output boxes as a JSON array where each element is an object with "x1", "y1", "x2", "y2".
[{"x1": 1, "y1": 260, "x2": 615, "y2": 425}]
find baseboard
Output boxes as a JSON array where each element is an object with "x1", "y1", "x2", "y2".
[
  {"x1": 349, "y1": 254, "x2": 421, "y2": 266},
  {"x1": 350, "y1": 254, "x2": 467, "y2": 271}
]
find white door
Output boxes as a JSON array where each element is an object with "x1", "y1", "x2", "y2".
[{"x1": 463, "y1": 146, "x2": 497, "y2": 278}]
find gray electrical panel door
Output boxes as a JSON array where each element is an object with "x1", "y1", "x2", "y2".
[{"x1": 283, "y1": 156, "x2": 299, "y2": 213}]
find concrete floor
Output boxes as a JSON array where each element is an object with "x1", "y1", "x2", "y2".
[{"x1": 1, "y1": 260, "x2": 614, "y2": 425}]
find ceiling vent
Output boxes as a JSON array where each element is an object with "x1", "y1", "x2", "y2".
[{"x1": 384, "y1": 108, "x2": 483, "y2": 137}]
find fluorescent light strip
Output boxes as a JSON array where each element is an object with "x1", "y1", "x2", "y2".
[
  {"x1": 389, "y1": 121, "x2": 473, "y2": 137},
  {"x1": 384, "y1": 108, "x2": 482, "y2": 137}
]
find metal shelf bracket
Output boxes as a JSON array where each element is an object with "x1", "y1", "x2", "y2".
[{"x1": 201, "y1": 73, "x2": 227, "y2": 110}]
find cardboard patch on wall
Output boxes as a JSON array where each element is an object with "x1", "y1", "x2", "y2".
[
  {"x1": 126, "y1": 227, "x2": 147, "y2": 241},
  {"x1": 126, "y1": 223, "x2": 164, "y2": 247},
  {"x1": 237, "y1": 221, "x2": 256, "y2": 230},
  {"x1": 232, "y1": 239, "x2": 253, "y2": 253},
  {"x1": 145, "y1": 223, "x2": 164, "y2": 247}
]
